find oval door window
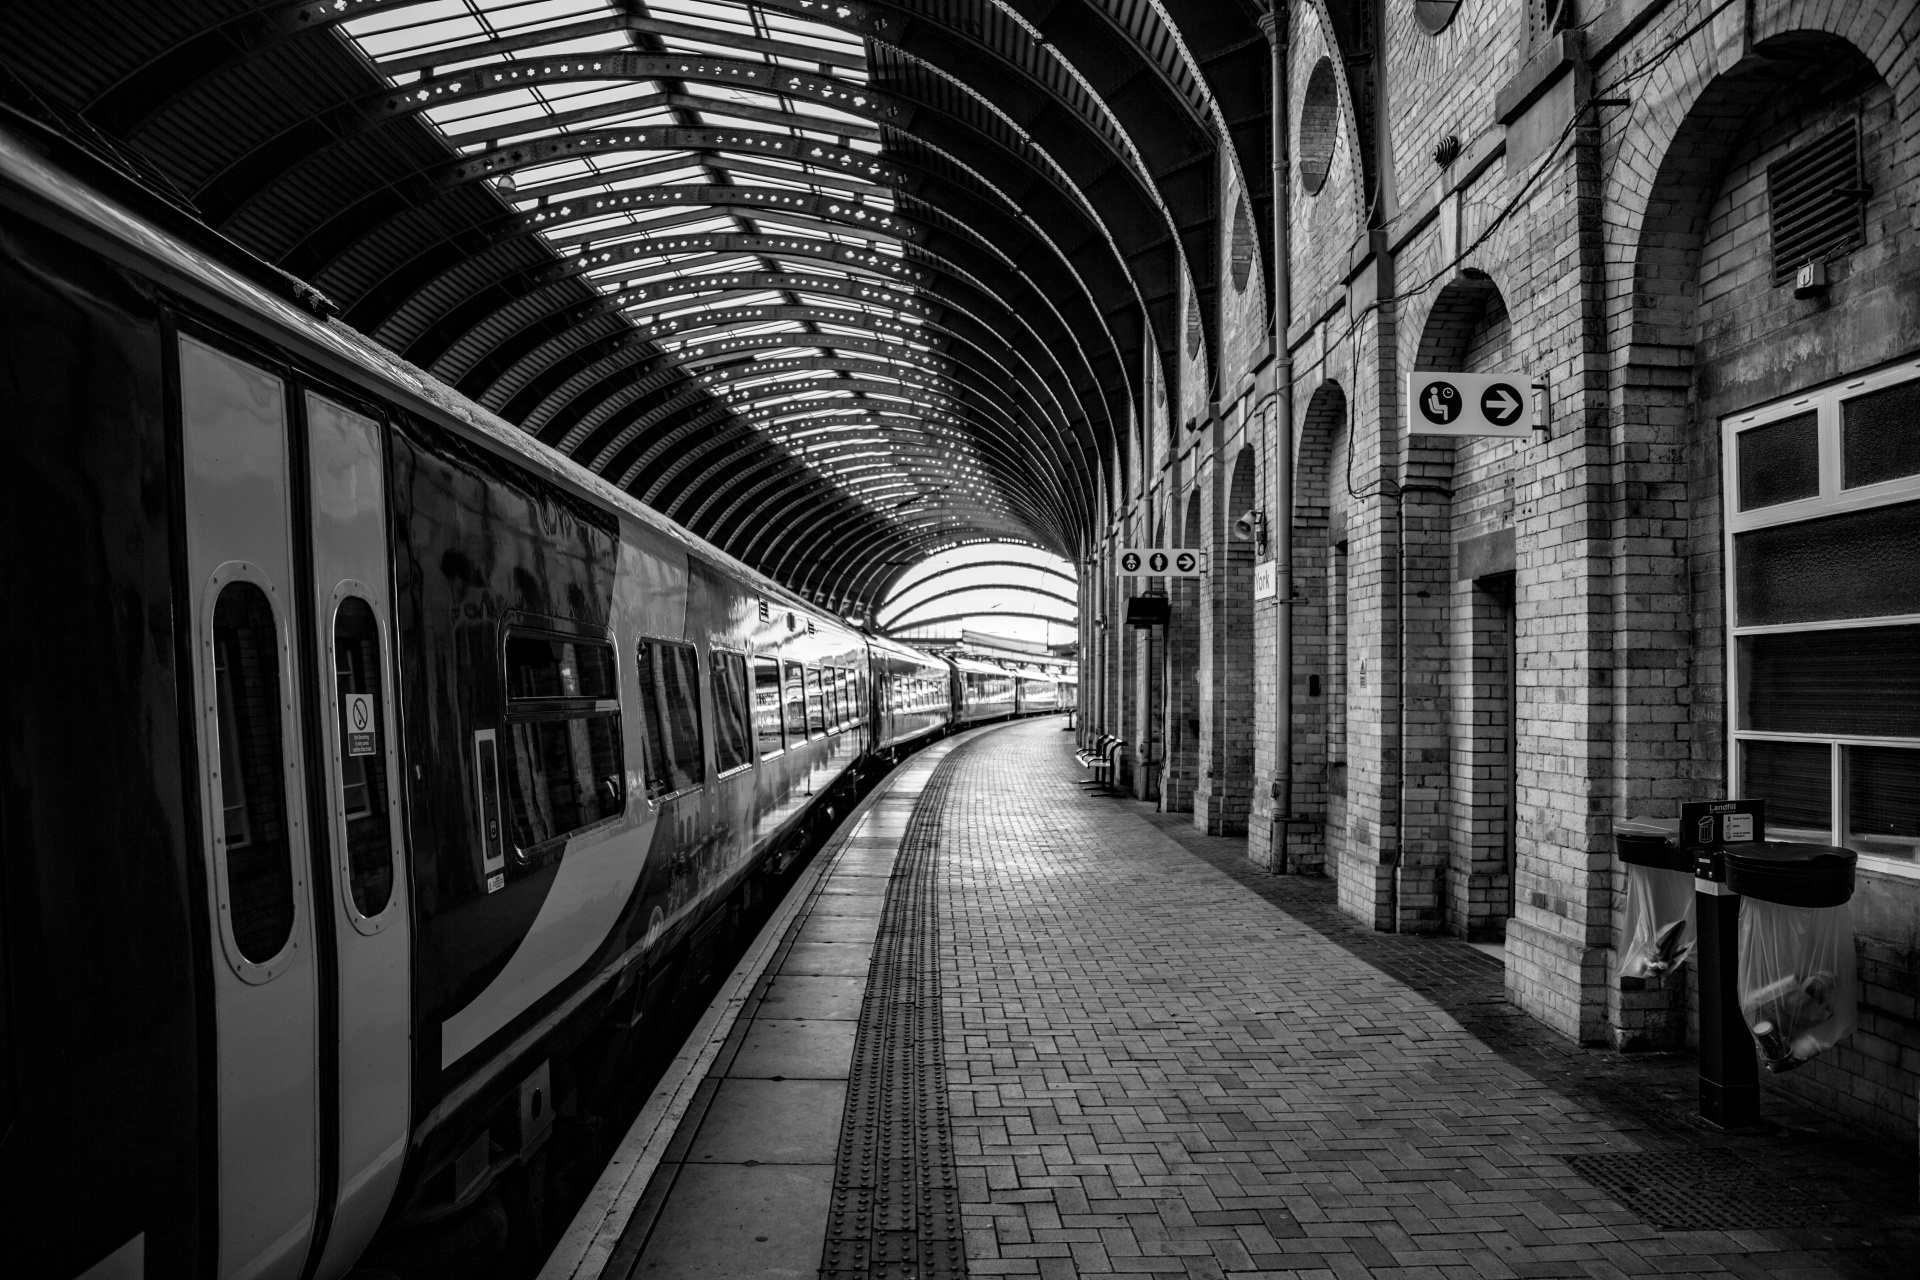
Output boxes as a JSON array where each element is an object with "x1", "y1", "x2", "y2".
[
  {"x1": 212, "y1": 581, "x2": 296, "y2": 963},
  {"x1": 334, "y1": 597, "x2": 394, "y2": 919}
]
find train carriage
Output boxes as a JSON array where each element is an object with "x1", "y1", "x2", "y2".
[
  {"x1": 867, "y1": 633, "x2": 952, "y2": 757},
  {"x1": 1013, "y1": 669, "x2": 1062, "y2": 716},
  {"x1": 950, "y1": 657, "x2": 1018, "y2": 726},
  {"x1": 0, "y1": 121, "x2": 875, "y2": 1280}
]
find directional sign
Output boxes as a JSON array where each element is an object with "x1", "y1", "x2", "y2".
[
  {"x1": 1406, "y1": 371, "x2": 1534, "y2": 438},
  {"x1": 1118, "y1": 547, "x2": 1204, "y2": 578}
]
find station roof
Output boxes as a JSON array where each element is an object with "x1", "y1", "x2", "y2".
[{"x1": 2, "y1": 0, "x2": 1275, "y2": 612}]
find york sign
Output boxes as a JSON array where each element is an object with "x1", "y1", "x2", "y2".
[{"x1": 1405, "y1": 371, "x2": 1534, "y2": 438}]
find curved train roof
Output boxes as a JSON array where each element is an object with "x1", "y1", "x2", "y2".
[{"x1": 0, "y1": 123, "x2": 845, "y2": 636}]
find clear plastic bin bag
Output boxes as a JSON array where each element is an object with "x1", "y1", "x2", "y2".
[
  {"x1": 1737, "y1": 898, "x2": 1859, "y2": 1073},
  {"x1": 1619, "y1": 864, "x2": 1695, "y2": 978}
]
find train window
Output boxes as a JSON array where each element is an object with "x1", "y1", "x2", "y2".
[
  {"x1": 783, "y1": 661, "x2": 808, "y2": 740},
  {"x1": 211, "y1": 582, "x2": 296, "y2": 964},
  {"x1": 334, "y1": 597, "x2": 392, "y2": 918},
  {"x1": 503, "y1": 629, "x2": 623, "y2": 856},
  {"x1": 636, "y1": 640, "x2": 706, "y2": 798},
  {"x1": 754, "y1": 656, "x2": 785, "y2": 757},
  {"x1": 506, "y1": 634, "x2": 618, "y2": 700},
  {"x1": 806, "y1": 668, "x2": 827, "y2": 737},
  {"x1": 827, "y1": 667, "x2": 845, "y2": 731},
  {"x1": 710, "y1": 650, "x2": 754, "y2": 773},
  {"x1": 836, "y1": 668, "x2": 854, "y2": 728}
]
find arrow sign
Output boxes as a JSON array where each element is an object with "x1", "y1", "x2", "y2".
[
  {"x1": 1405, "y1": 371, "x2": 1535, "y2": 438},
  {"x1": 1480, "y1": 383, "x2": 1524, "y2": 426},
  {"x1": 1117, "y1": 547, "x2": 1203, "y2": 578}
]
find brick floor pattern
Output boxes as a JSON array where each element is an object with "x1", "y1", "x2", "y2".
[{"x1": 929, "y1": 721, "x2": 1915, "y2": 1280}]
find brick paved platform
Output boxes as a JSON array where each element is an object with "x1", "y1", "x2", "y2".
[
  {"x1": 935, "y1": 721, "x2": 1918, "y2": 1280},
  {"x1": 567, "y1": 717, "x2": 1919, "y2": 1280}
]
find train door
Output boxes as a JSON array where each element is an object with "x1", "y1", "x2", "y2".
[
  {"x1": 177, "y1": 334, "x2": 321, "y2": 1280},
  {"x1": 303, "y1": 390, "x2": 411, "y2": 1277}
]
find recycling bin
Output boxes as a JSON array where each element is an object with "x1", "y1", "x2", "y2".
[
  {"x1": 1614, "y1": 818, "x2": 1696, "y2": 979},
  {"x1": 1726, "y1": 842, "x2": 1859, "y2": 1074}
]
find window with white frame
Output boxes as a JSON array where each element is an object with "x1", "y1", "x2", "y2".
[{"x1": 1723, "y1": 355, "x2": 1920, "y2": 873}]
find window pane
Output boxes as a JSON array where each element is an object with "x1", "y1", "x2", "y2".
[
  {"x1": 506, "y1": 634, "x2": 617, "y2": 699},
  {"x1": 806, "y1": 668, "x2": 827, "y2": 737},
  {"x1": 212, "y1": 582, "x2": 295, "y2": 963},
  {"x1": 754, "y1": 656, "x2": 785, "y2": 757},
  {"x1": 1734, "y1": 500, "x2": 1920, "y2": 626},
  {"x1": 1737, "y1": 411, "x2": 1820, "y2": 511},
  {"x1": 334, "y1": 597, "x2": 392, "y2": 918},
  {"x1": 783, "y1": 661, "x2": 808, "y2": 739},
  {"x1": 711, "y1": 651, "x2": 754, "y2": 772},
  {"x1": 505, "y1": 714, "x2": 623, "y2": 852},
  {"x1": 1849, "y1": 745, "x2": 1920, "y2": 861},
  {"x1": 1740, "y1": 625, "x2": 1920, "y2": 737},
  {"x1": 1740, "y1": 739, "x2": 1831, "y2": 835},
  {"x1": 636, "y1": 642, "x2": 704, "y2": 797},
  {"x1": 1843, "y1": 379, "x2": 1920, "y2": 490}
]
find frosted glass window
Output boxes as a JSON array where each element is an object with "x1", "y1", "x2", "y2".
[
  {"x1": 1733, "y1": 501, "x2": 1920, "y2": 626},
  {"x1": 1842, "y1": 380, "x2": 1920, "y2": 490},
  {"x1": 1739, "y1": 625, "x2": 1920, "y2": 737},
  {"x1": 1739, "y1": 739, "x2": 1830, "y2": 834},
  {"x1": 1848, "y1": 745, "x2": 1920, "y2": 860},
  {"x1": 1737, "y1": 411, "x2": 1819, "y2": 511}
]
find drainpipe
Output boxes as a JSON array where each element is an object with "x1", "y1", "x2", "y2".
[{"x1": 1261, "y1": 8, "x2": 1295, "y2": 873}]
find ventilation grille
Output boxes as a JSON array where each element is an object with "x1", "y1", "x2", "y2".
[
  {"x1": 758, "y1": 598, "x2": 770, "y2": 622},
  {"x1": 1768, "y1": 122, "x2": 1865, "y2": 284}
]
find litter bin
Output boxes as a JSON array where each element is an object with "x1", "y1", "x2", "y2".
[
  {"x1": 1614, "y1": 818, "x2": 1695, "y2": 979},
  {"x1": 1726, "y1": 842, "x2": 1858, "y2": 1074}
]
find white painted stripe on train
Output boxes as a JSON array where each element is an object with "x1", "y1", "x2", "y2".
[{"x1": 536, "y1": 725, "x2": 1000, "y2": 1280}]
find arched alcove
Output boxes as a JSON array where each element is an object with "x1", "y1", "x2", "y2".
[
  {"x1": 1164, "y1": 491, "x2": 1206, "y2": 811},
  {"x1": 1292, "y1": 382, "x2": 1348, "y2": 882},
  {"x1": 1406, "y1": 272, "x2": 1519, "y2": 938},
  {"x1": 1201, "y1": 446, "x2": 1259, "y2": 836}
]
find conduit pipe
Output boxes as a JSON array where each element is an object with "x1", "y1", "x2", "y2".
[{"x1": 1262, "y1": 8, "x2": 1296, "y2": 872}]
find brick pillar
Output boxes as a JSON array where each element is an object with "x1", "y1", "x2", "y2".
[
  {"x1": 1333, "y1": 288, "x2": 1403, "y2": 932},
  {"x1": 1502, "y1": 120, "x2": 1614, "y2": 1045}
]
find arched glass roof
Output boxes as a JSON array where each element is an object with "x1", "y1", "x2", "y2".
[{"x1": 2, "y1": 0, "x2": 1280, "y2": 611}]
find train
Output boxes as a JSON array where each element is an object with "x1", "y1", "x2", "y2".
[{"x1": 0, "y1": 117, "x2": 1070, "y2": 1280}]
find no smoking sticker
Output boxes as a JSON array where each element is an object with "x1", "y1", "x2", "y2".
[{"x1": 345, "y1": 693, "x2": 377, "y2": 757}]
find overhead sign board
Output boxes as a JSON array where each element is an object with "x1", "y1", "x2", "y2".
[
  {"x1": 1406, "y1": 371, "x2": 1533, "y2": 438},
  {"x1": 1117, "y1": 547, "x2": 1204, "y2": 578}
]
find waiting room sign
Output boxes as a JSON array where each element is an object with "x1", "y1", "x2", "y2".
[{"x1": 1406, "y1": 371, "x2": 1535, "y2": 438}]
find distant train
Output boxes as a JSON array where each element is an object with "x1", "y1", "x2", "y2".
[{"x1": 0, "y1": 122, "x2": 1068, "y2": 1280}]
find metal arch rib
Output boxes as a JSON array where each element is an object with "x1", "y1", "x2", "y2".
[{"x1": 879, "y1": 581, "x2": 1080, "y2": 626}]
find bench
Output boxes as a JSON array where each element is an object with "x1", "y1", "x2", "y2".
[{"x1": 1074, "y1": 735, "x2": 1125, "y2": 793}]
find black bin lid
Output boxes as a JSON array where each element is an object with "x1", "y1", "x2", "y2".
[
  {"x1": 1614, "y1": 817, "x2": 1690, "y2": 872},
  {"x1": 1724, "y1": 841, "x2": 1856, "y2": 908}
]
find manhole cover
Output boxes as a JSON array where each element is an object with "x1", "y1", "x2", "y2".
[{"x1": 1564, "y1": 1149, "x2": 1845, "y2": 1231}]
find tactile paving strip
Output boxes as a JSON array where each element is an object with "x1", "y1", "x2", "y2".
[
  {"x1": 819, "y1": 763, "x2": 969, "y2": 1280},
  {"x1": 1564, "y1": 1148, "x2": 1847, "y2": 1231}
]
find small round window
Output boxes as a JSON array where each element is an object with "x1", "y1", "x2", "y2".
[
  {"x1": 1298, "y1": 58, "x2": 1339, "y2": 196},
  {"x1": 1229, "y1": 194, "x2": 1256, "y2": 293},
  {"x1": 1415, "y1": 1, "x2": 1462, "y2": 36}
]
